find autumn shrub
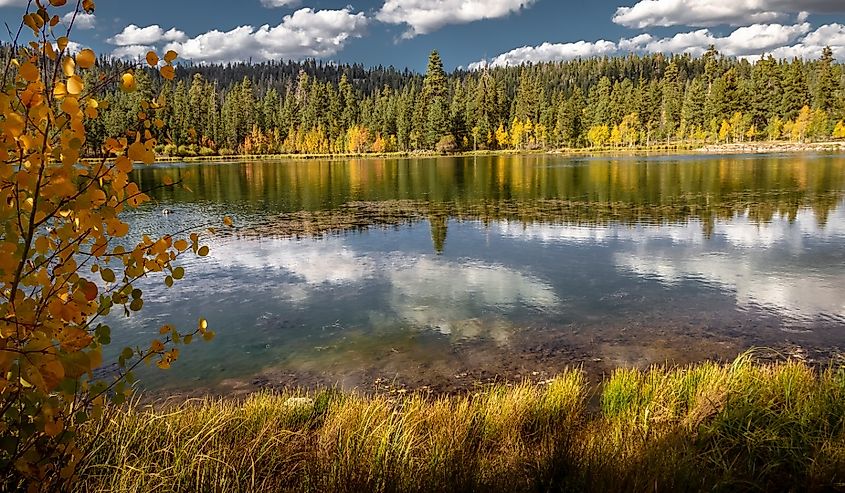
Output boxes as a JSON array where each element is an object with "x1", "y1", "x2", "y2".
[
  {"x1": 0, "y1": 1, "x2": 217, "y2": 488},
  {"x1": 435, "y1": 135, "x2": 457, "y2": 154}
]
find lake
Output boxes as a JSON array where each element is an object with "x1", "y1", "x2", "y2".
[{"x1": 114, "y1": 153, "x2": 845, "y2": 394}]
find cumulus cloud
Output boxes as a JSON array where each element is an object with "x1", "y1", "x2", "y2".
[
  {"x1": 620, "y1": 22, "x2": 812, "y2": 58},
  {"x1": 377, "y1": 0, "x2": 535, "y2": 38},
  {"x1": 61, "y1": 12, "x2": 95, "y2": 30},
  {"x1": 108, "y1": 24, "x2": 187, "y2": 46},
  {"x1": 769, "y1": 23, "x2": 845, "y2": 60},
  {"x1": 111, "y1": 45, "x2": 155, "y2": 60},
  {"x1": 260, "y1": 0, "x2": 301, "y2": 7},
  {"x1": 469, "y1": 40, "x2": 617, "y2": 69},
  {"x1": 472, "y1": 22, "x2": 827, "y2": 68},
  {"x1": 612, "y1": 0, "x2": 845, "y2": 28},
  {"x1": 163, "y1": 8, "x2": 368, "y2": 63},
  {"x1": 0, "y1": 0, "x2": 26, "y2": 6}
]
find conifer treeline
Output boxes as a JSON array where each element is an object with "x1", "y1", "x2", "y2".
[{"x1": 57, "y1": 47, "x2": 845, "y2": 155}]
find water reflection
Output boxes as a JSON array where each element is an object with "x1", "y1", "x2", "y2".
[
  {"x1": 117, "y1": 153, "x2": 845, "y2": 391},
  {"x1": 497, "y1": 206, "x2": 845, "y2": 321}
]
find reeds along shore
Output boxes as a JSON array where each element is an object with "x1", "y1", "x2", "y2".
[{"x1": 75, "y1": 354, "x2": 845, "y2": 492}]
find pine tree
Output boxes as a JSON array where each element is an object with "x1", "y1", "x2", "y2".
[
  {"x1": 813, "y1": 46, "x2": 836, "y2": 113},
  {"x1": 422, "y1": 51, "x2": 449, "y2": 148},
  {"x1": 781, "y1": 60, "x2": 809, "y2": 121}
]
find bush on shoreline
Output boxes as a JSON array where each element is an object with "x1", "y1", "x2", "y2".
[{"x1": 71, "y1": 354, "x2": 845, "y2": 492}]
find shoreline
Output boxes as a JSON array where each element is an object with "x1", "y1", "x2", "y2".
[{"x1": 85, "y1": 140, "x2": 845, "y2": 164}]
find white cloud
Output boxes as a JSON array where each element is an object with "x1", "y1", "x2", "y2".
[
  {"x1": 52, "y1": 40, "x2": 82, "y2": 55},
  {"x1": 769, "y1": 23, "x2": 845, "y2": 61},
  {"x1": 0, "y1": 0, "x2": 26, "y2": 6},
  {"x1": 261, "y1": 0, "x2": 301, "y2": 6},
  {"x1": 111, "y1": 44, "x2": 155, "y2": 61},
  {"x1": 163, "y1": 8, "x2": 368, "y2": 63},
  {"x1": 61, "y1": 12, "x2": 95, "y2": 30},
  {"x1": 470, "y1": 40, "x2": 617, "y2": 69},
  {"x1": 612, "y1": 0, "x2": 845, "y2": 29},
  {"x1": 377, "y1": 0, "x2": 535, "y2": 38},
  {"x1": 108, "y1": 24, "x2": 187, "y2": 46},
  {"x1": 471, "y1": 22, "x2": 831, "y2": 68},
  {"x1": 620, "y1": 22, "x2": 812, "y2": 58}
]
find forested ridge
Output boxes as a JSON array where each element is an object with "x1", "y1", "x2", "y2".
[{"x1": 7, "y1": 44, "x2": 845, "y2": 156}]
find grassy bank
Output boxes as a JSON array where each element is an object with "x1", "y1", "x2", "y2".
[{"x1": 75, "y1": 354, "x2": 845, "y2": 492}]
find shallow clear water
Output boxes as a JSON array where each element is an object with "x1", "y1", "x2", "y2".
[{"x1": 114, "y1": 153, "x2": 845, "y2": 392}]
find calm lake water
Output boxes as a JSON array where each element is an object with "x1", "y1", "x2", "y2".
[{"x1": 115, "y1": 153, "x2": 845, "y2": 393}]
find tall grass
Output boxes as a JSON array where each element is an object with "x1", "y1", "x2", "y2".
[{"x1": 75, "y1": 357, "x2": 845, "y2": 492}]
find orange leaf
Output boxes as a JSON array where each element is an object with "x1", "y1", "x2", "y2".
[
  {"x1": 146, "y1": 51, "x2": 159, "y2": 67},
  {"x1": 60, "y1": 328, "x2": 93, "y2": 352},
  {"x1": 76, "y1": 49, "x2": 96, "y2": 69},
  {"x1": 159, "y1": 65, "x2": 175, "y2": 80},
  {"x1": 19, "y1": 62, "x2": 38, "y2": 82}
]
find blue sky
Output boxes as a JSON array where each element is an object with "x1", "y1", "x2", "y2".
[{"x1": 1, "y1": 0, "x2": 845, "y2": 70}]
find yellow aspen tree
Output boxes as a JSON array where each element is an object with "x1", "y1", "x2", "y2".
[
  {"x1": 0, "y1": 1, "x2": 218, "y2": 486},
  {"x1": 494, "y1": 123, "x2": 509, "y2": 149},
  {"x1": 833, "y1": 121, "x2": 845, "y2": 139}
]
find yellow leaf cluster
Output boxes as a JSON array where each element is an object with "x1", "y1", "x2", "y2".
[{"x1": 0, "y1": 2, "x2": 207, "y2": 486}]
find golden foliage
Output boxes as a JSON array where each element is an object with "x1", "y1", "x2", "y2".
[{"x1": 0, "y1": 1, "x2": 212, "y2": 487}]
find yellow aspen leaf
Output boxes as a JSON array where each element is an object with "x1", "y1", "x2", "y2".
[
  {"x1": 127, "y1": 138, "x2": 146, "y2": 161},
  {"x1": 57, "y1": 36, "x2": 69, "y2": 51},
  {"x1": 62, "y1": 56, "x2": 75, "y2": 77},
  {"x1": 53, "y1": 81, "x2": 67, "y2": 98},
  {"x1": 199, "y1": 318, "x2": 208, "y2": 332},
  {"x1": 35, "y1": 356, "x2": 65, "y2": 390},
  {"x1": 223, "y1": 216, "x2": 233, "y2": 227},
  {"x1": 66, "y1": 75, "x2": 84, "y2": 95},
  {"x1": 105, "y1": 218, "x2": 129, "y2": 237},
  {"x1": 49, "y1": 0, "x2": 68, "y2": 6},
  {"x1": 4, "y1": 113, "x2": 25, "y2": 138},
  {"x1": 174, "y1": 239, "x2": 188, "y2": 251},
  {"x1": 197, "y1": 246, "x2": 209, "y2": 257},
  {"x1": 59, "y1": 328, "x2": 93, "y2": 352},
  {"x1": 146, "y1": 51, "x2": 159, "y2": 67},
  {"x1": 164, "y1": 50, "x2": 178, "y2": 63},
  {"x1": 34, "y1": 236, "x2": 50, "y2": 254},
  {"x1": 159, "y1": 65, "x2": 175, "y2": 80},
  {"x1": 83, "y1": 0, "x2": 95, "y2": 11},
  {"x1": 120, "y1": 73, "x2": 136, "y2": 92},
  {"x1": 24, "y1": 14, "x2": 42, "y2": 33},
  {"x1": 150, "y1": 340, "x2": 165, "y2": 353},
  {"x1": 45, "y1": 40, "x2": 56, "y2": 59},
  {"x1": 156, "y1": 359, "x2": 170, "y2": 369},
  {"x1": 115, "y1": 155, "x2": 133, "y2": 173},
  {"x1": 85, "y1": 106, "x2": 98, "y2": 119},
  {"x1": 19, "y1": 62, "x2": 39, "y2": 82},
  {"x1": 162, "y1": 175, "x2": 173, "y2": 185},
  {"x1": 76, "y1": 48, "x2": 96, "y2": 69}
]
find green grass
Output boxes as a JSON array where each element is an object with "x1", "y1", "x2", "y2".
[{"x1": 74, "y1": 355, "x2": 845, "y2": 492}]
